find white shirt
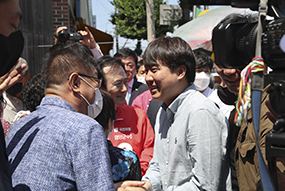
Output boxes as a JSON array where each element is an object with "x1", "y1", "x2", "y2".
[
  {"x1": 125, "y1": 78, "x2": 134, "y2": 104},
  {"x1": 127, "y1": 78, "x2": 134, "y2": 94},
  {"x1": 143, "y1": 85, "x2": 231, "y2": 190},
  {"x1": 2, "y1": 92, "x2": 24, "y2": 124},
  {"x1": 203, "y1": 87, "x2": 234, "y2": 119}
]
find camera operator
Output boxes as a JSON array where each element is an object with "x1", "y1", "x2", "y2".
[
  {"x1": 212, "y1": 13, "x2": 285, "y2": 191},
  {"x1": 265, "y1": 34, "x2": 285, "y2": 124},
  {"x1": 54, "y1": 26, "x2": 103, "y2": 59}
]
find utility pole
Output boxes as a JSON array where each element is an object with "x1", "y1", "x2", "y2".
[
  {"x1": 193, "y1": 5, "x2": 197, "y2": 19},
  {"x1": 114, "y1": 5, "x2": 119, "y2": 52},
  {"x1": 146, "y1": 0, "x2": 155, "y2": 42}
]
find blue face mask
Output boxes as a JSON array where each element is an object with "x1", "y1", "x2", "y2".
[{"x1": 0, "y1": 30, "x2": 24, "y2": 76}]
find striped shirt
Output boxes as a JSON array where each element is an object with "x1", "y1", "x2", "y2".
[{"x1": 6, "y1": 96, "x2": 114, "y2": 190}]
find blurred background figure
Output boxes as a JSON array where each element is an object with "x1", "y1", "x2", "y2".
[
  {"x1": 96, "y1": 56, "x2": 154, "y2": 176},
  {"x1": 193, "y1": 50, "x2": 234, "y2": 119},
  {"x1": 0, "y1": 0, "x2": 28, "y2": 190},
  {"x1": 20, "y1": 73, "x2": 45, "y2": 113},
  {"x1": 136, "y1": 59, "x2": 146, "y2": 84},
  {"x1": 8, "y1": 72, "x2": 46, "y2": 129},
  {"x1": 95, "y1": 90, "x2": 142, "y2": 183},
  {"x1": 114, "y1": 48, "x2": 148, "y2": 105},
  {"x1": 2, "y1": 57, "x2": 30, "y2": 125},
  {"x1": 193, "y1": 51, "x2": 213, "y2": 95}
]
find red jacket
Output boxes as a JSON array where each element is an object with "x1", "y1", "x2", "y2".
[{"x1": 109, "y1": 104, "x2": 154, "y2": 176}]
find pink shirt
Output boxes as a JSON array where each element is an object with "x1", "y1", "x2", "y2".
[{"x1": 131, "y1": 90, "x2": 152, "y2": 113}]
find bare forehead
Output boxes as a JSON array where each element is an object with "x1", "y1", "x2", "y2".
[
  {"x1": 103, "y1": 65, "x2": 126, "y2": 78},
  {"x1": 145, "y1": 59, "x2": 165, "y2": 69},
  {"x1": 121, "y1": 56, "x2": 135, "y2": 64}
]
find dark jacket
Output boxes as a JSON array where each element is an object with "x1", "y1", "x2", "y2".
[{"x1": 129, "y1": 78, "x2": 148, "y2": 105}]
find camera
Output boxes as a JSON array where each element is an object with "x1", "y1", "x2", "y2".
[
  {"x1": 212, "y1": 16, "x2": 285, "y2": 71},
  {"x1": 207, "y1": 0, "x2": 285, "y2": 189},
  {"x1": 211, "y1": 0, "x2": 285, "y2": 70},
  {"x1": 57, "y1": 29, "x2": 82, "y2": 43}
]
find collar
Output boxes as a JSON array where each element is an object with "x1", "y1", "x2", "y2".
[
  {"x1": 128, "y1": 78, "x2": 134, "y2": 89},
  {"x1": 202, "y1": 87, "x2": 214, "y2": 97},
  {"x1": 164, "y1": 84, "x2": 196, "y2": 123},
  {"x1": 128, "y1": 78, "x2": 134, "y2": 93},
  {"x1": 40, "y1": 96, "x2": 76, "y2": 112}
]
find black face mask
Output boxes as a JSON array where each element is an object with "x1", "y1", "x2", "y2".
[
  {"x1": 0, "y1": 30, "x2": 24, "y2": 77},
  {"x1": 6, "y1": 82, "x2": 22, "y2": 97},
  {"x1": 217, "y1": 85, "x2": 238, "y2": 105}
]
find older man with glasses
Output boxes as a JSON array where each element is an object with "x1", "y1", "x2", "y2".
[{"x1": 5, "y1": 43, "x2": 115, "y2": 190}]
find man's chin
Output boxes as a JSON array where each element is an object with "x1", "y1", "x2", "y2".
[
  {"x1": 151, "y1": 93, "x2": 162, "y2": 101},
  {"x1": 115, "y1": 100, "x2": 126, "y2": 106},
  {"x1": 227, "y1": 86, "x2": 239, "y2": 95},
  {"x1": 126, "y1": 74, "x2": 133, "y2": 82}
]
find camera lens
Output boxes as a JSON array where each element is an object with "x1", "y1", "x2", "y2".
[{"x1": 58, "y1": 30, "x2": 69, "y2": 43}]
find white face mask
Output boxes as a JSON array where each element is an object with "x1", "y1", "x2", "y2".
[
  {"x1": 136, "y1": 75, "x2": 146, "y2": 84},
  {"x1": 194, "y1": 72, "x2": 210, "y2": 91},
  {"x1": 78, "y1": 76, "x2": 103, "y2": 118}
]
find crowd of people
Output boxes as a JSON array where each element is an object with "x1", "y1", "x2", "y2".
[{"x1": 1, "y1": 0, "x2": 285, "y2": 190}]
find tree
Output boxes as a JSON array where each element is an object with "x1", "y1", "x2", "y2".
[{"x1": 111, "y1": 0, "x2": 172, "y2": 56}]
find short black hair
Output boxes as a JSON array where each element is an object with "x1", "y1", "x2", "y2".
[
  {"x1": 114, "y1": 48, "x2": 138, "y2": 66},
  {"x1": 95, "y1": 90, "x2": 116, "y2": 129},
  {"x1": 220, "y1": 13, "x2": 258, "y2": 24},
  {"x1": 95, "y1": 56, "x2": 125, "y2": 89},
  {"x1": 20, "y1": 73, "x2": 45, "y2": 112},
  {"x1": 194, "y1": 51, "x2": 213, "y2": 71},
  {"x1": 143, "y1": 36, "x2": 196, "y2": 84},
  {"x1": 136, "y1": 60, "x2": 144, "y2": 73},
  {"x1": 41, "y1": 43, "x2": 97, "y2": 88}
]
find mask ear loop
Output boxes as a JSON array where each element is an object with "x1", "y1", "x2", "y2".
[
  {"x1": 78, "y1": 92, "x2": 91, "y2": 106},
  {"x1": 78, "y1": 75, "x2": 96, "y2": 91},
  {"x1": 77, "y1": 75, "x2": 96, "y2": 106}
]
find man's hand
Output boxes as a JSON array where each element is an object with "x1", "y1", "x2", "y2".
[
  {"x1": 54, "y1": 26, "x2": 68, "y2": 44},
  {"x1": 78, "y1": 27, "x2": 96, "y2": 49},
  {"x1": 0, "y1": 60, "x2": 28, "y2": 95},
  {"x1": 115, "y1": 181, "x2": 152, "y2": 191}
]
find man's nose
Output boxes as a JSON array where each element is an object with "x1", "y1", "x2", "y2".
[
  {"x1": 223, "y1": 68, "x2": 238, "y2": 76},
  {"x1": 121, "y1": 83, "x2": 128, "y2": 93},
  {"x1": 145, "y1": 72, "x2": 152, "y2": 82}
]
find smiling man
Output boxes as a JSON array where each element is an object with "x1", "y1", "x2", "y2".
[
  {"x1": 96, "y1": 56, "x2": 154, "y2": 176},
  {"x1": 114, "y1": 48, "x2": 148, "y2": 105},
  {"x1": 135, "y1": 37, "x2": 231, "y2": 191}
]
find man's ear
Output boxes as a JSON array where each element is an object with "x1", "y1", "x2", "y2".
[
  {"x1": 176, "y1": 65, "x2": 187, "y2": 80},
  {"x1": 68, "y1": 73, "x2": 81, "y2": 92}
]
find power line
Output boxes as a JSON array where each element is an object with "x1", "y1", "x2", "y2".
[{"x1": 94, "y1": 0, "x2": 111, "y2": 13}]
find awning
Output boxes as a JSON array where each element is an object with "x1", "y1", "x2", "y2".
[{"x1": 77, "y1": 22, "x2": 113, "y2": 55}]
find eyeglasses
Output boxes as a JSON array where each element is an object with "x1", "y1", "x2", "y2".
[{"x1": 78, "y1": 73, "x2": 102, "y2": 87}]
